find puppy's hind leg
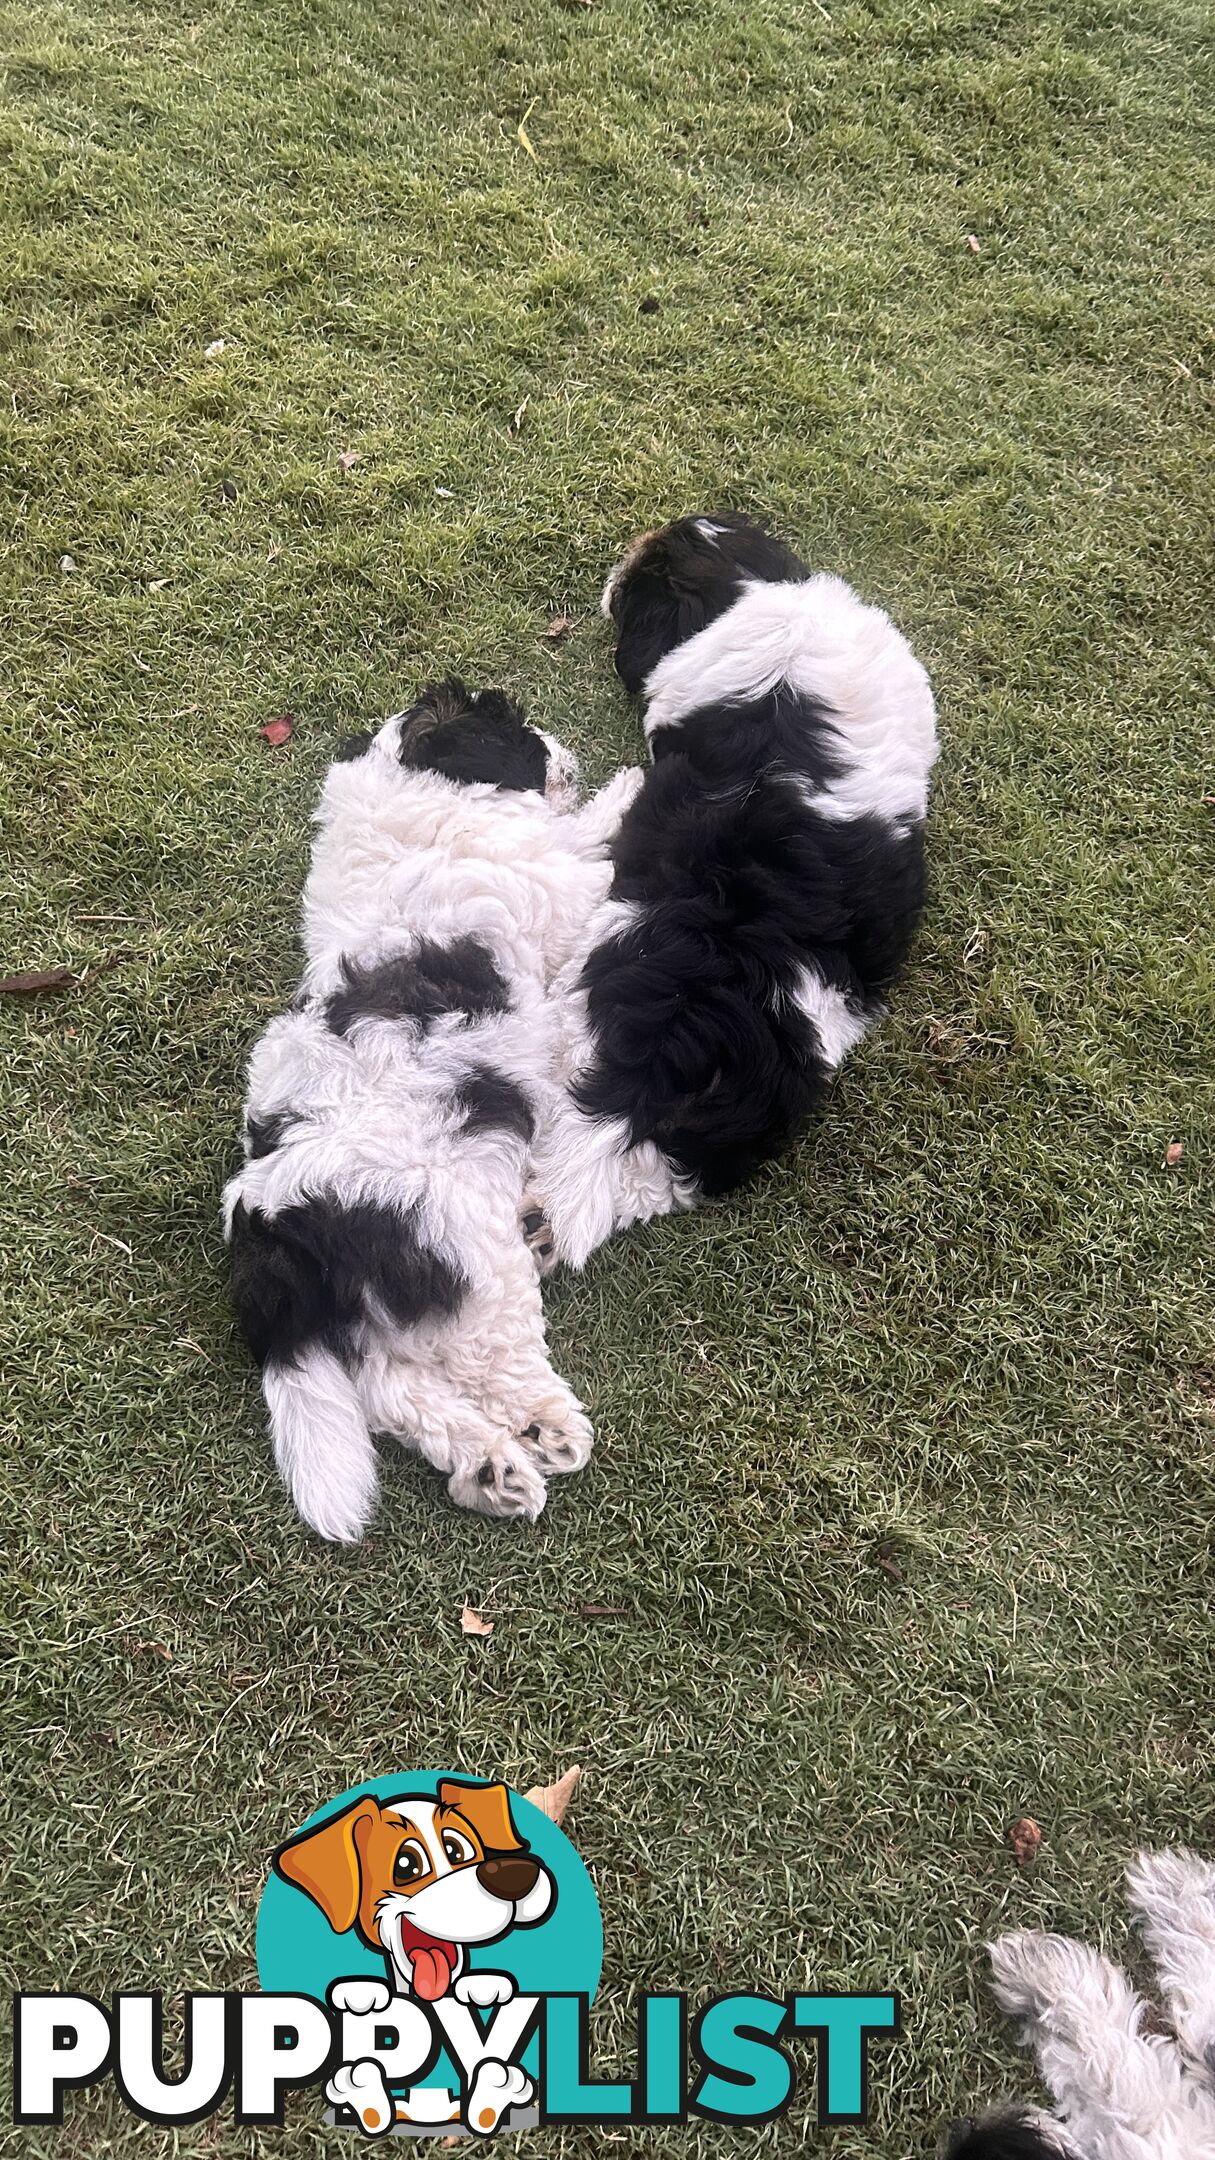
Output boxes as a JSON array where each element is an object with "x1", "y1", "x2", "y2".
[
  {"x1": 366, "y1": 1356, "x2": 549, "y2": 1522},
  {"x1": 436, "y1": 1239, "x2": 594, "y2": 1488}
]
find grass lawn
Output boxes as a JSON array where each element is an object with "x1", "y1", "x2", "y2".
[{"x1": 2, "y1": 0, "x2": 1212, "y2": 2150}]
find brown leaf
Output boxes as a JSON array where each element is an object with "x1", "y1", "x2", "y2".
[
  {"x1": 1164, "y1": 1139, "x2": 1185, "y2": 1166},
  {"x1": 260, "y1": 715, "x2": 294, "y2": 748},
  {"x1": 524, "y1": 1766, "x2": 581, "y2": 1824},
  {"x1": 541, "y1": 612, "x2": 573, "y2": 641},
  {"x1": 578, "y1": 1602, "x2": 628, "y2": 1617},
  {"x1": 337, "y1": 449, "x2": 362, "y2": 474},
  {"x1": 1008, "y1": 1816, "x2": 1043, "y2": 1866},
  {"x1": 0, "y1": 966, "x2": 77, "y2": 995},
  {"x1": 460, "y1": 1605, "x2": 494, "y2": 1638}
]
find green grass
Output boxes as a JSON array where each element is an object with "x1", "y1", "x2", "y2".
[{"x1": 2, "y1": 0, "x2": 1212, "y2": 2150}]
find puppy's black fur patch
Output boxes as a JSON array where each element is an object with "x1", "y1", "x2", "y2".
[
  {"x1": 325, "y1": 937, "x2": 510, "y2": 1037},
  {"x1": 451, "y1": 1066, "x2": 535, "y2": 1142},
  {"x1": 398, "y1": 679, "x2": 550, "y2": 793},
  {"x1": 229, "y1": 1195, "x2": 466, "y2": 1371},
  {"x1": 608, "y1": 512, "x2": 809, "y2": 695},
  {"x1": 943, "y1": 2111, "x2": 1072, "y2": 2160},
  {"x1": 333, "y1": 731, "x2": 375, "y2": 762},
  {"x1": 245, "y1": 1110, "x2": 300, "y2": 1159},
  {"x1": 573, "y1": 694, "x2": 924, "y2": 1194}
]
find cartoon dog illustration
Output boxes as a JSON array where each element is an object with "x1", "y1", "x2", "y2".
[{"x1": 274, "y1": 1780, "x2": 553, "y2": 2137}]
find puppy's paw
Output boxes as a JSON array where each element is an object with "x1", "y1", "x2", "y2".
[
  {"x1": 519, "y1": 1409, "x2": 593, "y2": 1478},
  {"x1": 520, "y1": 1198, "x2": 556, "y2": 1275},
  {"x1": 328, "y1": 1977, "x2": 393, "y2": 2018},
  {"x1": 598, "y1": 764, "x2": 645, "y2": 818},
  {"x1": 449, "y1": 1439, "x2": 548, "y2": 1521},
  {"x1": 326, "y1": 2058, "x2": 396, "y2": 2136},
  {"x1": 454, "y1": 1970, "x2": 515, "y2": 2008},
  {"x1": 465, "y1": 2058, "x2": 533, "y2": 2135}
]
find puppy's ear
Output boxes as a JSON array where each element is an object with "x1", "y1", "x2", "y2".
[
  {"x1": 438, "y1": 1778, "x2": 524, "y2": 1854},
  {"x1": 612, "y1": 533, "x2": 722, "y2": 695},
  {"x1": 396, "y1": 680, "x2": 468, "y2": 762},
  {"x1": 273, "y1": 1795, "x2": 381, "y2": 1933}
]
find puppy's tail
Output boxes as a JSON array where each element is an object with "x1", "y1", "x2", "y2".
[{"x1": 262, "y1": 1350, "x2": 379, "y2": 1545}]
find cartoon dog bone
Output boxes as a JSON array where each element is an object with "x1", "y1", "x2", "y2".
[
  {"x1": 466, "y1": 2059, "x2": 533, "y2": 2136},
  {"x1": 326, "y1": 2058, "x2": 398, "y2": 2138},
  {"x1": 454, "y1": 1971, "x2": 516, "y2": 2008},
  {"x1": 328, "y1": 1978, "x2": 392, "y2": 2017}
]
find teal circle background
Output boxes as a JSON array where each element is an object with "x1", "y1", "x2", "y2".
[{"x1": 256, "y1": 1772, "x2": 602, "y2": 2018}]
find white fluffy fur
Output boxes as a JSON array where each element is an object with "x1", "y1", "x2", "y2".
[
  {"x1": 1125, "y1": 1850, "x2": 1215, "y2": 2076},
  {"x1": 223, "y1": 713, "x2": 641, "y2": 1538},
  {"x1": 641, "y1": 572, "x2": 938, "y2": 829},
  {"x1": 987, "y1": 1849, "x2": 1215, "y2": 2160}
]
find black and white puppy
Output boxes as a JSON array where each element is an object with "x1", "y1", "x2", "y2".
[
  {"x1": 940, "y1": 1848, "x2": 1215, "y2": 2160},
  {"x1": 527, "y1": 513, "x2": 939, "y2": 1267},
  {"x1": 223, "y1": 681, "x2": 638, "y2": 1540}
]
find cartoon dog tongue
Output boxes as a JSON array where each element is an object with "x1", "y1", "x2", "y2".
[{"x1": 399, "y1": 1918, "x2": 458, "y2": 2001}]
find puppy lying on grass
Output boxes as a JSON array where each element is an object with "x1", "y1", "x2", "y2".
[
  {"x1": 224, "y1": 681, "x2": 638, "y2": 1540},
  {"x1": 526, "y1": 512, "x2": 939, "y2": 1270}
]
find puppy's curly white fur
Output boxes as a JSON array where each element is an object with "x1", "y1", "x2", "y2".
[
  {"x1": 945, "y1": 1847, "x2": 1215, "y2": 2160},
  {"x1": 223, "y1": 681, "x2": 639, "y2": 1540}
]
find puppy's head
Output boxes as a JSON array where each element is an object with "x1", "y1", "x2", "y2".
[
  {"x1": 941, "y1": 2109, "x2": 1081, "y2": 2160},
  {"x1": 273, "y1": 1781, "x2": 555, "y2": 1999},
  {"x1": 601, "y1": 513, "x2": 809, "y2": 696},
  {"x1": 387, "y1": 679, "x2": 578, "y2": 809}
]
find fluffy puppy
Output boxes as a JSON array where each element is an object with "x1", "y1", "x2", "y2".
[
  {"x1": 526, "y1": 512, "x2": 939, "y2": 1268},
  {"x1": 943, "y1": 1848, "x2": 1215, "y2": 2160},
  {"x1": 223, "y1": 681, "x2": 638, "y2": 1541}
]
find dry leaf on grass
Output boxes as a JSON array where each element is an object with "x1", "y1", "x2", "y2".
[
  {"x1": 147, "y1": 577, "x2": 171, "y2": 592},
  {"x1": 966, "y1": 234, "x2": 982, "y2": 254},
  {"x1": 59, "y1": 554, "x2": 77, "y2": 573},
  {"x1": 524, "y1": 1766, "x2": 581, "y2": 1824},
  {"x1": 204, "y1": 337, "x2": 227, "y2": 359},
  {"x1": 578, "y1": 1602, "x2": 628, "y2": 1617},
  {"x1": 517, "y1": 99, "x2": 539, "y2": 162},
  {"x1": 541, "y1": 612, "x2": 573, "y2": 641},
  {"x1": 337, "y1": 449, "x2": 362, "y2": 474},
  {"x1": 508, "y1": 396, "x2": 530, "y2": 437},
  {"x1": 0, "y1": 966, "x2": 78, "y2": 995},
  {"x1": 260, "y1": 715, "x2": 294, "y2": 748},
  {"x1": 460, "y1": 1605, "x2": 494, "y2": 1638},
  {"x1": 1164, "y1": 1139, "x2": 1185, "y2": 1166},
  {"x1": 1008, "y1": 1816, "x2": 1043, "y2": 1866}
]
